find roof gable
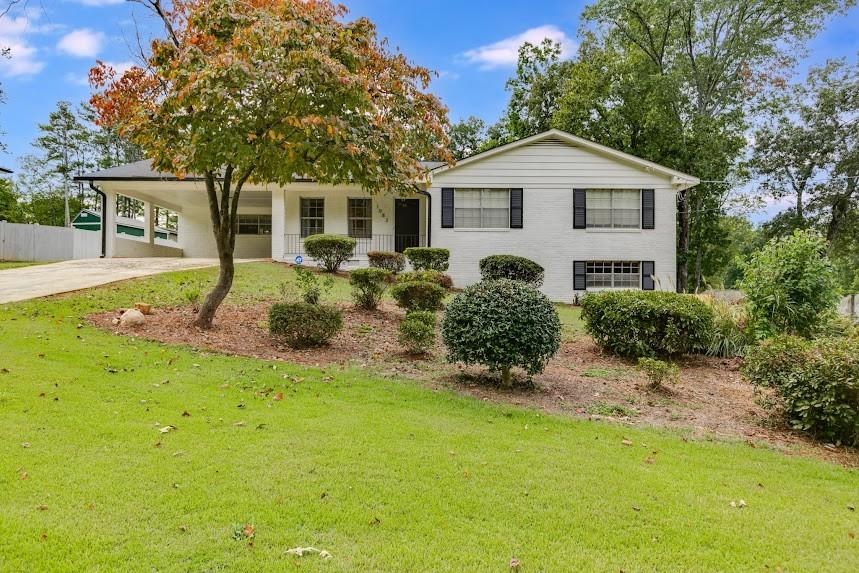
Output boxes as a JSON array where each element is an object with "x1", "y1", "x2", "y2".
[{"x1": 432, "y1": 129, "x2": 699, "y2": 189}]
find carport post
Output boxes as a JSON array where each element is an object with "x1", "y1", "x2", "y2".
[{"x1": 147, "y1": 202, "x2": 156, "y2": 246}]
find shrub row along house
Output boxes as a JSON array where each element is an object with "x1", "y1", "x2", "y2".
[{"x1": 75, "y1": 129, "x2": 699, "y2": 301}]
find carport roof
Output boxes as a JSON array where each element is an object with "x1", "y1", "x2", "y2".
[{"x1": 75, "y1": 159, "x2": 447, "y2": 182}]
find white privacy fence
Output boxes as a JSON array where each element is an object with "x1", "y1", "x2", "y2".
[{"x1": 0, "y1": 221, "x2": 101, "y2": 261}]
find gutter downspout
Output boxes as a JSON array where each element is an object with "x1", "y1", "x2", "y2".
[
  {"x1": 88, "y1": 181, "x2": 107, "y2": 258},
  {"x1": 417, "y1": 189, "x2": 431, "y2": 247}
]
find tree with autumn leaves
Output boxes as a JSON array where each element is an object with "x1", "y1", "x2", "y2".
[{"x1": 90, "y1": 0, "x2": 451, "y2": 328}]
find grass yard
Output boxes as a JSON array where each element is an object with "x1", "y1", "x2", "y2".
[
  {"x1": 1, "y1": 262, "x2": 858, "y2": 571},
  {"x1": 0, "y1": 260, "x2": 50, "y2": 270}
]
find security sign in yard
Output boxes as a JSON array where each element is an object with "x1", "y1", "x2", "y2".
[{"x1": 294, "y1": 255, "x2": 303, "y2": 265}]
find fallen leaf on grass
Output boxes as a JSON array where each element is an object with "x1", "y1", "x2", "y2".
[
  {"x1": 286, "y1": 547, "x2": 331, "y2": 560},
  {"x1": 181, "y1": 411, "x2": 190, "y2": 417},
  {"x1": 510, "y1": 557, "x2": 520, "y2": 569},
  {"x1": 36, "y1": 505, "x2": 48, "y2": 511},
  {"x1": 273, "y1": 392, "x2": 284, "y2": 401},
  {"x1": 622, "y1": 439, "x2": 633, "y2": 446},
  {"x1": 159, "y1": 425, "x2": 176, "y2": 434}
]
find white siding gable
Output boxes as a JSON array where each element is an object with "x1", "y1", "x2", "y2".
[{"x1": 429, "y1": 137, "x2": 680, "y2": 301}]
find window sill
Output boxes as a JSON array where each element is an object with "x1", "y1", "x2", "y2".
[
  {"x1": 584, "y1": 228, "x2": 642, "y2": 233},
  {"x1": 453, "y1": 227, "x2": 510, "y2": 232}
]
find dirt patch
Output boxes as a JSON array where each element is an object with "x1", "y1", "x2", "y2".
[{"x1": 90, "y1": 302, "x2": 858, "y2": 466}]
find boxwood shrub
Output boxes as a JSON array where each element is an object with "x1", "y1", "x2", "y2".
[
  {"x1": 350, "y1": 267, "x2": 392, "y2": 310},
  {"x1": 303, "y1": 234, "x2": 356, "y2": 272},
  {"x1": 389, "y1": 280, "x2": 446, "y2": 312},
  {"x1": 367, "y1": 251, "x2": 405, "y2": 274},
  {"x1": 580, "y1": 291, "x2": 714, "y2": 357},
  {"x1": 441, "y1": 279, "x2": 561, "y2": 385},
  {"x1": 398, "y1": 310, "x2": 437, "y2": 354},
  {"x1": 268, "y1": 302, "x2": 343, "y2": 348},
  {"x1": 744, "y1": 336, "x2": 859, "y2": 445},
  {"x1": 398, "y1": 269, "x2": 453, "y2": 289},
  {"x1": 404, "y1": 247, "x2": 449, "y2": 272},
  {"x1": 479, "y1": 255, "x2": 544, "y2": 287}
]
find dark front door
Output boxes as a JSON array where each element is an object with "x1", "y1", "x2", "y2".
[{"x1": 394, "y1": 199, "x2": 420, "y2": 253}]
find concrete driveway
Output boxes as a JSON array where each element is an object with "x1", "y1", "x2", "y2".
[{"x1": 0, "y1": 258, "x2": 237, "y2": 304}]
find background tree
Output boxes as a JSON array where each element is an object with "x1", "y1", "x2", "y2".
[
  {"x1": 447, "y1": 116, "x2": 487, "y2": 160},
  {"x1": 91, "y1": 0, "x2": 451, "y2": 328},
  {"x1": 0, "y1": 177, "x2": 23, "y2": 222}
]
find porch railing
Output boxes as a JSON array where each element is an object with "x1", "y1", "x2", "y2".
[{"x1": 284, "y1": 234, "x2": 426, "y2": 257}]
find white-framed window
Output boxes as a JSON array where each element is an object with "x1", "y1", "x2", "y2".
[
  {"x1": 300, "y1": 198, "x2": 324, "y2": 238},
  {"x1": 586, "y1": 261, "x2": 640, "y2": 288},
  {"x1": 348, "y1": 198, "x2": 372, "y2": 239},
  {"x1": 454, "y1": 188, "x2": 509, "y2": 229},
  {"x1": 587, "y1": 189, "x2": 640, "y2": 229},
  {"x1": 116, "y1": 194, "x2": 144, "y2": 221},
  {"x1": 237, "y1": 214, "x2": 272, "y2": 235}
]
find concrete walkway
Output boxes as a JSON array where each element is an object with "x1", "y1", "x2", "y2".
[{"x1": 0, "y1": 258, "x2": 236, "y2": 304}]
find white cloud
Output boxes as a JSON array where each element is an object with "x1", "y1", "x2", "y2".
[
  {"x1": 0, "y1": 13, "x2": 54, "y2": 77},
  {"x1": 57, "y1": 28, "x2": 104, "y2": 58},
  {"x1": 461, "y1": 25, "x2": 576, "y2": 69}
]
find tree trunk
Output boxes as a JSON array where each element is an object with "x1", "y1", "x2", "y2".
[
  {"x1": 677, "y1": 189, "x2": 690, "y2": 292},
  {"x1": 192, "y1": 166, "x2": 252, "y2": 329},
  {"x1": 501, "y1": 366, "x2": 512, "y2": 387}
]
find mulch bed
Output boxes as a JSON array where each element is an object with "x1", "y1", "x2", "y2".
[{"x1": 89, "y1": 301, "x2": 858, "y2": 466}]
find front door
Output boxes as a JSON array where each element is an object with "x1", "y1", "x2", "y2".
[{"x1": 394, "y1": 199, "x2": 420, "y2": 253}]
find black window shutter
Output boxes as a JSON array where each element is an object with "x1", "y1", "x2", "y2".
[
  {"x1": 573, "y1": 189, "x2": 586, "y2": 229},
  {"x1": 641, "y1": 189, "x2": 655, "y2": 229},
  {"x1": 574, "y1": 261, "x2": 587, "y2": 290},
  {"x1": 641, "y1": 261, "x2": 655, "y2": 290},
  {"x1": 441, "y1": 188, "x2": 454, "y2": 228},
  {"x1": 510, "y1": 188, "x2": 523, "y2": 228}
]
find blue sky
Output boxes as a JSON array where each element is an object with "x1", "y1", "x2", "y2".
[{"x1": 1, "y1": 0, "x2": 858, "y2": 178}]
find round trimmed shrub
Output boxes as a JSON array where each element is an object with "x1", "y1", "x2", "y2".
[
  {"x1": 479, "y1": 255, "x2": 544, "y2": 287},
  {"x1": 367, "y1": 251, "x2": 406, "y2": 274},
  {"x1": 441, "y1": 279, "x2": 561, "y2": 385},
  {"x1": 303, "y1": 234, "x2": 356, "y2": 272},
  {"x1": 398, "y1": 310, "x2": 437, "y2": 354},
  {"x1": 389, "y1": 280, "x2": 446, "y2": 312},
  {"x1": 398, "y1": 269, "x2": 453, "y2": 289},
  {"x1": 350, "y1": 267, "x2": 392, "y2": 310},
  {"x1": 268, "y1": 302, "x2": 343, "y2": 348},
  {"x1": 580, "y1": 291, "x2": 714, "y2": 357},
  {"x1": 404, "y1": 247, "x2": 449, "y2": 272}
]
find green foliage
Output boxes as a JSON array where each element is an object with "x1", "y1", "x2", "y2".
[
  {"x1": 739, "y1": 230, "x2": 840, "y2": 339},
  {"x1": 580, "y1": 291, "x2": 715, "y2": 357},
  {"x1": 367, "y1": 251, "x2": 405, "y2": 274},
  {"x1": 706, "y1": 300, "x2": 750, "y2": 358},
  {"x1": 585, "y1": 401, "x2": 638, "y2": 418},
  {"x1": 447, "y1": 116, "x2": 488, "y2": 159},
  {"x1": 398, "y1": 269, "x2": 453, "y2": 289},
  {"x1": 479, "y1": 254, "x2": 544, "y2": 286},
  {"x1": 441, "y1": 279, "x2": 561, "y2": 385},
  {"x1": 636, "y1": 358, "x2": 680, "y2": 390},
  {"x1": 182, "y1": 284, "x2": 202, "y2": 309},
  {"x1": 0, "y1": 179, "x2": 24, "y2": 223},
  {"x1": 268, "y1": 302, "x2": 343, "y2": 348},
  {"x1": 744, "y1": 336, "x2": 859, "y2": 445},
  {"x1": 293, "y1": 266, "x2": 333, "y2": 304},
  {"x1": 350, "y1": 267, "x2": 392, "y2": 310},
  {"x1": 398, "y1": 310, "x2": 437, "y2": 354},
  {"x1": 303, "y1": 234, "x2": 357, "y2": 273},
  {"x1": 389, "y1": 280, "x2": 446, "y2": 312},
  {"x1": 404, "y1": 247, "x2": 450, "y2": 272}
]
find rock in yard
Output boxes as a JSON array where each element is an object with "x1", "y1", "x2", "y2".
[
  {"x1": 120, "y1": 308, "x2": 146, "y2": 327},
  {"x1": 134, "y1": 302, "x2": 153, "y2": 315}
]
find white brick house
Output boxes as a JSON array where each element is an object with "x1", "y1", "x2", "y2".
[{"x1": 76, "y1": 129, "x2": 698, "y2": 302}]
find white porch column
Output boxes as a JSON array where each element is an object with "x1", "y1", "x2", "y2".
[
  {"x1": 103, "y1": 189, "x2": 117, "y2": 258},
  {"x1": 271, "y1": 188, "x2": 285, "y2": 261}
]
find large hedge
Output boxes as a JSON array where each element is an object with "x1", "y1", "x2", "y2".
[
  {"x1": 739, "y1": 230, "x2": 840, "y2": 339},
  {"x1": 367, "y1": 251, "x2": 405, "y2": 274},
  {"x1": 398, "y1": 269, "x2": 453, "y2": 289},
  {"x1": 580, "y1": 291, "x2": 714, "y2": 357},
  {"x1": 744, "y1": 335, "x2": 859, "y2": 445},
  {"x1": 303, "y1": 234, "x2": 356, "y2": 272},
  {"x1": 441, "y1": 279, "x2": 560, "y2": 385},
  {"x1": 479, "y1": 255, "x2": 544, "y2": 287},
  {"x1": 268, "y1": 302, "x2": 343, "y2": 348},
  {"x1": 404, "y1": 247, "x2": 449, "y2": 271}
]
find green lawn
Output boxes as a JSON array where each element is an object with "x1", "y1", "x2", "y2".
[
  {"x1": 0, "y1": 260, "x2": 50, "y2": 270},
  {"x1": 1, "y1": 262, "x2": 857, "y2": 571}
]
